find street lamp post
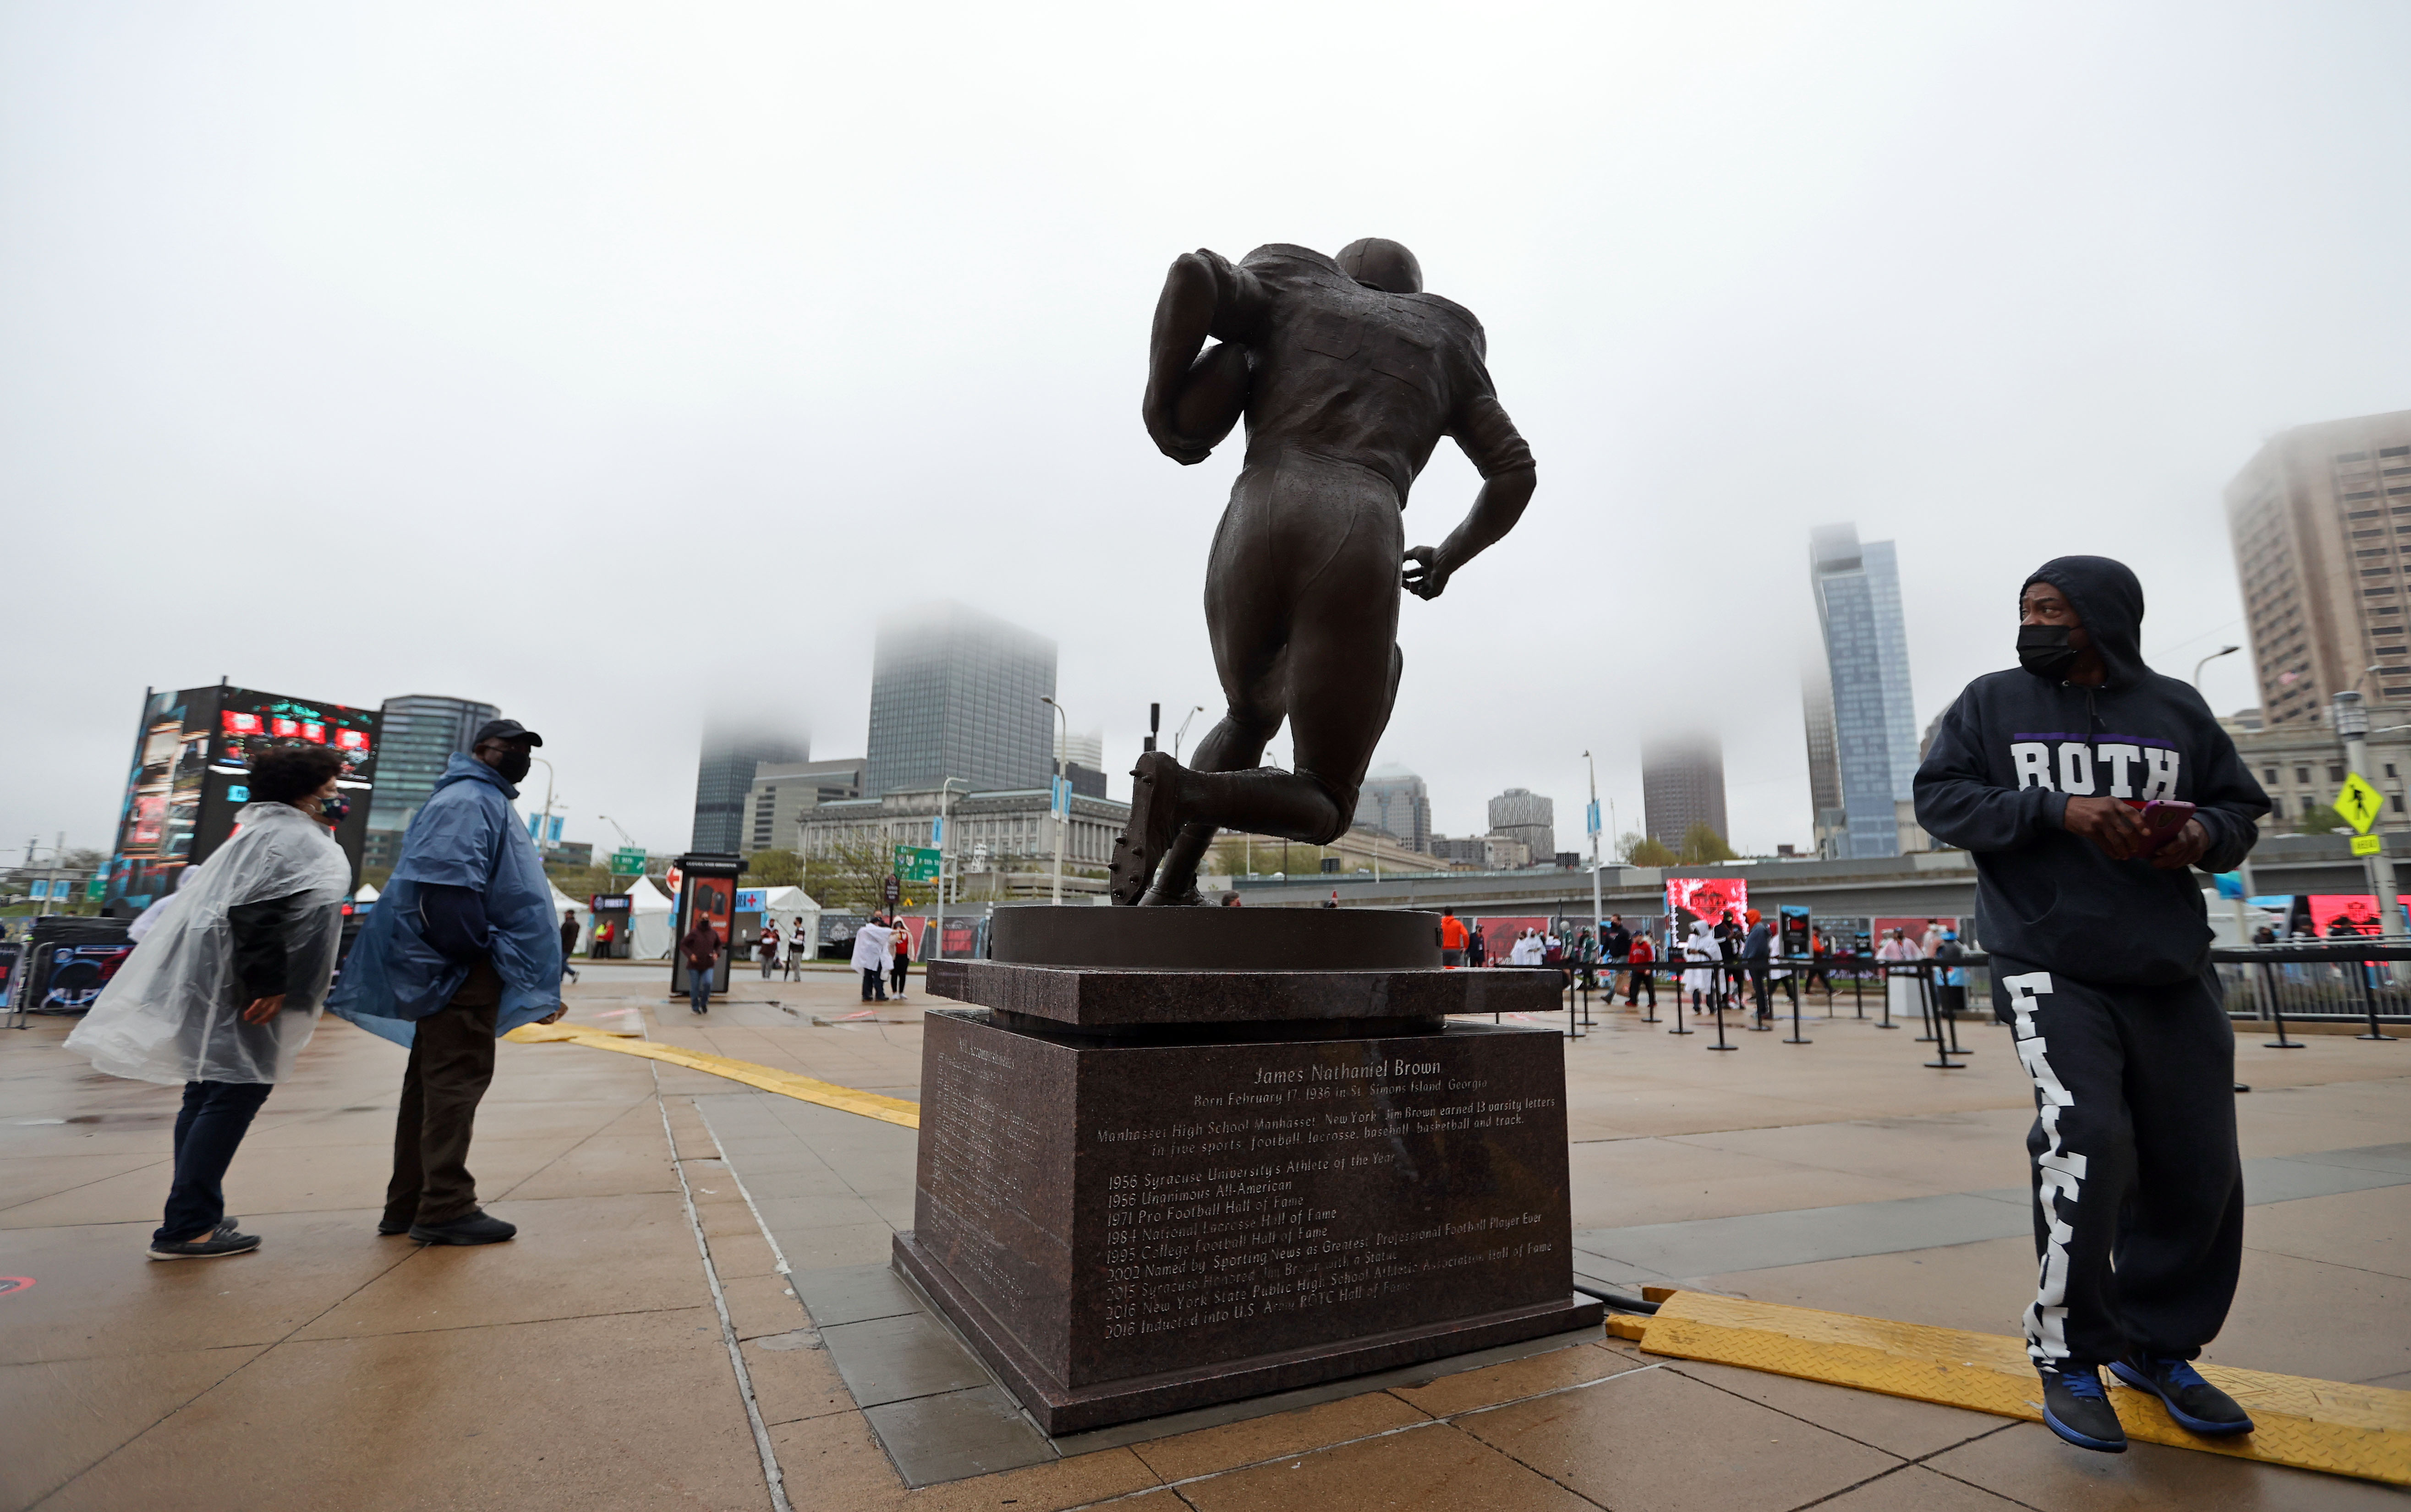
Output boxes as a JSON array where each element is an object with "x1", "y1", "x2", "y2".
[
  {"x1": 527, "y1": 757, "x2": 559, "y2": 863},
  {"x1": 1171, "y1": 705, "x2": 1205, "y2": 761},
  {"x1": 2192, "y1": 645, "x2": 2240, "y2": 689},
  {"x1": 1584, "y1": 750, "x2": 1603, "y2": 939},
  {"x1": 1042, "y1": 696, "x2": 1069, "y2": 905},
  {"x1": 934, "y1": 777, "x2": 966, "y2": 959}
]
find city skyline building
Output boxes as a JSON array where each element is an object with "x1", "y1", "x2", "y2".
[
  {"x1": 1808, "y1": 522, "x2": 1918, "y2": 858},
  {"x1": 693, "y1": 723, "x2": 810, "y2": 853},
  {"x1": 1801, "y1": 658, "x2": 1847, "y2": 858},
  {"x1": 366, "y1": 694, "x2": 499, "y2": 839},
  {"x1": 1486, "y1": 788, "x2": 1554, "y2": 865},
  {"x1": 1055, "y1": 729, "x2": 1104, "y2": 770},
  {"x1": 1355, "y1": 764, "x2": 1432, "y2": 853},
  {"x1": 865, "y1": 602, "x2": 1057, "y2": 798},
  {"x1": 745, "y1": 756, "x2": 866, "y2": 855},
  {"x1": 1641, "y1": 733, "x2": 1728, "y2": 850},
  {"x1": 2226, "y1": 409, "x2": 2411, "y2": 726}
]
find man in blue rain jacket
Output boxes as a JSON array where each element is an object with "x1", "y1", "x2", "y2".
[{"x1": 330, "y1": 719, "x2": 564, "y2": 1245}]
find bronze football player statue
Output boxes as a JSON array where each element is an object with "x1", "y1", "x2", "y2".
[{"x1": 1114, "y1": 239, "x2": 1537, "y2": 905}]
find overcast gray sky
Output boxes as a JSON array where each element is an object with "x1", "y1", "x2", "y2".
[{"x1": 5, "y1": 2, "x2": 2407, "y2": 866}]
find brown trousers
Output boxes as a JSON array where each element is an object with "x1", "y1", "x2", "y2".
[{"x1": 384, "y1": 962, "x2": 501, "y2": 1228}]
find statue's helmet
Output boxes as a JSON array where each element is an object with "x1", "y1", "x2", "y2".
[{"x1": 1337, "y1": 238, "x2": 1422, "y2": 295}]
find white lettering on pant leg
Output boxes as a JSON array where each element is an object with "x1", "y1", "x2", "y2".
[
  {"x1": 2142, "y1": 746, "x2": 2181, "y2": 800},
  {"x1": 2002, "y1": 972, "x2": 2087, "y2": 1366},
  {"x1": 2011, "y1": 743, "x2": 2055, "y2": 791},
  {"x1": 2098, "y1": 743, "x2": 2140, "y2": 798},
  {"x1": 2057, "y1": 743, "x2": 2096, "y2": 794}
]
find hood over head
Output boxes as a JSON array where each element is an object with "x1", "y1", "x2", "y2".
[
  {"x1": 2024, "y1": 554, "x2": 2148, "y2": 689},
  {"x1": 434, "y1": 750, "x2": 520, "y2": 802}
]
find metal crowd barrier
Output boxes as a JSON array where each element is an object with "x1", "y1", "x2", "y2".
[{"x1": 2210, "y1": 942, "x2": 2410, "y2": 1044}]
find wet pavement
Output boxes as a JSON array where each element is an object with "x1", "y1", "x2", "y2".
[{"x1": 4, "y1": 963, "x2": 2405, "y2": 1510}]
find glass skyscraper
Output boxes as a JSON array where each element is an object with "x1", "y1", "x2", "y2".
[
  {"x1": 693, "y1": 726, "x2": 811, "y2": 854},
  {"x1": 367, "y1": 695, "x2": 500, "y2": 835},
  {"x1": 1807, "y1": 523, "x2": 1918, "y2": 859},
  {"x1": 865, "y1": 603, "x2": 1057, "y2": 798}
]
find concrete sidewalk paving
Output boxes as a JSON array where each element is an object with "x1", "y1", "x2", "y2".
[{"x1": 4, "y1": 966, "x2": 2406, "y2": 1510}]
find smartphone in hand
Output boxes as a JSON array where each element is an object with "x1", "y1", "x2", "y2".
[{"x1": 2135, "y1": 799, "x2": 2197, "y2": 855}]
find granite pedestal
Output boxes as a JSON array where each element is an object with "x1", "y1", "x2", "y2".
[{"x1": 894, "y1": 909, "x2": 1602, "y2": 1434}]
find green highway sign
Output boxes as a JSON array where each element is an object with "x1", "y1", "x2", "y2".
[
  {"x1": 893, "y1": 845, "x2": 942, "y2": 882},
  {"x1": 609, "y1": 849, "x2": 647, "y2": 875}
]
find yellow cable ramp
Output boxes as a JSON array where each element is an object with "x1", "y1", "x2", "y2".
[
  {"x1": 1611, "y1": 1291, "x2": 2411, "y2": 1487},
  {"x1": 505, "y1": 1021, "x2": 2406, "y2": 1485}
]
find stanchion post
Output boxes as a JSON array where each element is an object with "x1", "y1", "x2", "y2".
[
  {"x1": 2356, "y1": 947, "x2": 2397, "y2": 1041},
  {"x1": 1670, "y1": 968, "x2": 1693, "y2": 1035},
  {"x1": 1873, "y1": 955, "x2": 1896, "y2": 1030},
  {"x1": 2262, "y1": 960, "x2": 2300, "y2": 1050},
  {"x1": 1923, "y1": 966, "x2": 1963, "y2": 1069},
  {"x1": 1785, "y1": 963, "x2": 1811, "y2": 1045},
  {"x1": 1639, "y1": 962, "x2": 1660, "y2": 1024},
  {"x1": 1708, "y1": 977, "x2": 1736, "y2": 1051}
]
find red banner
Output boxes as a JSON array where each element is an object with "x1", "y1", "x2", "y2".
[{"x1": 1664, "y1": 877, "x2": 1748, "y2": 931}]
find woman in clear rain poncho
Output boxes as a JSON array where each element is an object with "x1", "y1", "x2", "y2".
[{"x1": 65, "y1": 744, "x2": 353, "y2": 1260}]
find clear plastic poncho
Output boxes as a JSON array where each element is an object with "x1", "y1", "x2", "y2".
[{"x1": 64, "y1": 802, "x2": 352, "y2": 1085}]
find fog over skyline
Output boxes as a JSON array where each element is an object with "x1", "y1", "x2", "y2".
[{"x1": 5, "y1": 3, "x2": 2407, "y2": 865}]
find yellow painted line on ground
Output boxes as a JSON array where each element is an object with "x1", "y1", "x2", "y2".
[
  {"x1": 504, "y1": 1021, "x2": 921, "y2": 1129},
  {"x1": 1627, "y1": 1291, "x2": 2411, "y2": 1487}
]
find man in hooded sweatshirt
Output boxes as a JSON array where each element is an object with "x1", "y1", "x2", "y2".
[
  {"x1": 1914, "y1": 557, "x2": 2269, "y2": 1455},
  {"x1": 329, "y1": 719, "x2": 564, "y2": 1246}
]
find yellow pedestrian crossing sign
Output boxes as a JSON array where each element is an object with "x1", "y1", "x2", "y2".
[
  {"x1": 2352, "y1": 833, "x2": 2383, "y2": 857},
  {"x1": 2337, "y1": 772, "x2": 2384, "y2": 835}
]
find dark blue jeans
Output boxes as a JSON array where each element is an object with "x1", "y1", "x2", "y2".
[
  {"x1": 158, "y1": 1080, "x2": 274, "y2": 1244},
  {"x1": 688, "y1": 968, "x2": 712, "y2": 1013}
]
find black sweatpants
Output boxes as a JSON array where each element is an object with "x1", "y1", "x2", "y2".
[{"x1": 1992, "y1": 959, "x2": 2243, "y2": 1371}]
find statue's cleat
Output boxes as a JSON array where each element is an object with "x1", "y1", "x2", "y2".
[
  {"x1": 1140, "y1": 884, "x2": 1205, "y2": 907},
  {"x1": 1112, "y1": 752, "x2": 1186, "y2": 906},
  {"x1": 2108, "y1": 1355, "x2": 2254, "y2": 1436}
]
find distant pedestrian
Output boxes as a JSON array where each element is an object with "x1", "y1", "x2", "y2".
[
  {"x1": 682, "y1": 914, "x2": 721, "y2": 1013},
  {"x1": 1919, "y1": 918, "x2": 1945, "y2": 957},
  {"x1": 1220, "y1": 892, "x2": 1243, "y2": 907},
  {"x1": 758, "y1": 919, "x2": 781, "y2": 981},
  {"x1": 890, "y1": 919, "x2": 911, "y2": 997},
  {"x1": 1742, "y1": 909, "x2": 1773, "y2": 1023},
  {"x1": 1467, "y1": 925, "x2": 1487, "y2": 968},
  {"x1": 1624, "y1": 930, "x2": 1655, "y2": 1008},
  {"x1": 785, "y1": 916, "x2": 811, "y2": 980},
  {"x1": 323, "y1": 718, "x2": 566, "y2": 1248},
  {"x1": 852, "y1": 916, "x2": 893, "y2": 1002},
  {"x1": 559, "y1": 909, "x2": 581, "y2": 984},
  {"x1": 1877, "y1": 926, "x2": 1921, "y2": 1023},
  {"x1": 1440, "y1": 907, "x2": 1468, "y2": 968},
  {"x1": 1681, "y1": 923, "x2": 1720, "y2": 1014},
  {"x1": 66, "y1": 743, "x2": 353, "y2": 1260}
]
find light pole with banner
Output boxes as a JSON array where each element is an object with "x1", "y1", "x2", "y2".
[
  {"x1": 1583, "y1": 750, "x2": 1603, "y2": 939},
  {"x1": 933, "y1": 776, "x2": 965, "y2": 959},
  {"x1": 1042, "y1": 696, "x2": 1070, "y2": 905}
]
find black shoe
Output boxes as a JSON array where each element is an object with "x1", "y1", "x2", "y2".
[
  {"x1": 148, "y1": 1219, "x2": 261, "y2": 1261},
  {"x1": 409, "y1": 1210, "x2": 518, "y2": 1246},
  {"x1": 2039, "y1": 1365, "x2": 2126, "y2": 1452},
  {"x1": 377, "y1": 1219, "x2": 412, "y2": 1236},
  {"x1": 2110, "y1": 1354, "x2": 2254, "y2": 1436}
]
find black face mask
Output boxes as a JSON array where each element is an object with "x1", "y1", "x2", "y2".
[
  {"x1": 320, "y1": 794, "x2": 351, "y2": 823},
  {"x1": 492, "y1": 749, "x2": 533, "y2": 783},
  {"x1": 2017, "y1": 623, "x2": 2081, "y2": 681}
]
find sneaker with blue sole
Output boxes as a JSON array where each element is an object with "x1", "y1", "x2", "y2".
[
  {"x1": 2109, "y1": 1355, "x2": 2255, "y2": 1436},
  {"x1": 2039, "y1": 1365, "x2": 2127, "y2": 1453}
]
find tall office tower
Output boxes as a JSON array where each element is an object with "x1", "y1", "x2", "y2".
[
  {"x1": 693, "y1": 724, "x2": 810, "y2": 853},
  {"x1": 1486, "y1": 788, "x2": 1554, "y2": 864},
  {"x1": 367, "y1": 695, "x2": 499, "y2": 834},
  {"x1": 1642, "y1": 734, "x2": 1728, "y2": 851},
  {"x1": 2227, "y1": 410, "x2": 2411, "y2": 725},
  {"x1": 745, "y1": 758, "x2": 867, "y2": 853},
  {"x1": 1355, "y1": 764, "x2": 1432, "y2": 852},
  {"x1": 1055, "y1": 729, "x2": 1104, "y2": 770},
  {"x1": 1801, "y1": 659, "x2": 1848, "y2": 858},
  {"x1": 1808, "y1": 522, "x2": 1918, "y2": 858},
  {"x1": 865, "y1": 602, "x2": 1057, "y2": 797}
]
